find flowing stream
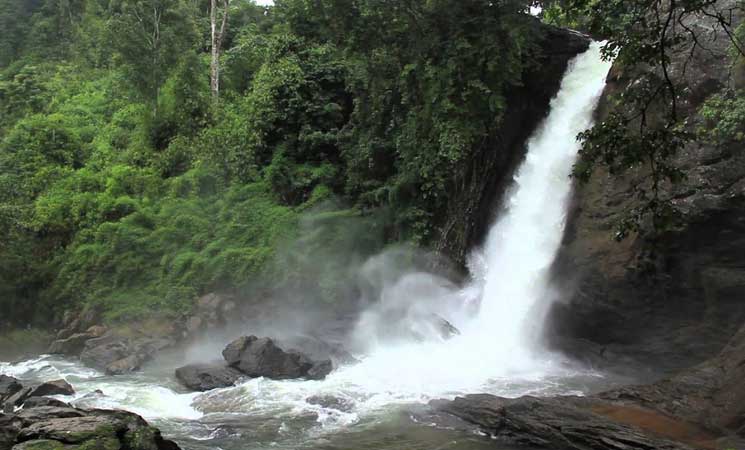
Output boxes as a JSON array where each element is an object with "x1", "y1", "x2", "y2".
[{"x1": 1, "y1": 42, "x2": 613, "y2": 450}]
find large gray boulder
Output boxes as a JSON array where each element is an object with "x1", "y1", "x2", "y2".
[
  {"x1": 174, "y1": 363, "x2": 243, "y2": 391},
  {"x1": 222, "y1": 336, "x2": 333, "y2": 380},
  {"x1": 25, "y1": 381, "x2": 73, "y2": 399},
  {"x1": 80, "y1": 334, "x2": 174, "y2": 375},
  {"x1": 2, "y1": 405, "x2": 180, "y2": 450}
]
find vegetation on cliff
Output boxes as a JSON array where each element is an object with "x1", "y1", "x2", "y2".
[{"x1": 0, "y1": 0, "x2": 556, "y2": 326}]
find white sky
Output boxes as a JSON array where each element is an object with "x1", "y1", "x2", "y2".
[{"x1": 255, "y1": 0, "x2": 274, "y2": 5}]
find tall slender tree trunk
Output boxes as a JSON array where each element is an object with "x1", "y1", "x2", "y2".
[{"x1": 210, "y1": 0, "x2": 228, "y2": 101}]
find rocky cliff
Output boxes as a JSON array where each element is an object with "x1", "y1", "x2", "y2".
[
  {"x1": 435, "y1": 23, "x2": 590, "y2": 265},
  {"x1": 548, "y1": 4, "x2": 745, "y2": 375}
]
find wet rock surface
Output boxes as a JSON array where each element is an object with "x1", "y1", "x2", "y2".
[
  {"x1": 434, "y1": 21, "x2": 591, "y2": 265},
  {"x1": 433, "y1": 322, "x2": 745, "y2": 449},
  {"x1": 0, "y1": 400, "x2": 180, "y2": 450},
  {"x1": 222, "y1": 336, "x2": 333, "y2": 381},
  {"x1": 548, "y1": 0, "x2": 745, "y2": 375},
  {"x1": 1, "y1": 380, "x2": 74, "y2": 411},
  {"x1": 174, "y1": 363, "x2": 243, "y2": 391},
  {"x1": 432, "y1": 394, "x2": 699, "y2": 450}
]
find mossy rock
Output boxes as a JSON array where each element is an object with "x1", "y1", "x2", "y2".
[
  {"x1": 75, "y1": 436, "x2": 120, "y2": 450},
  {"x1": 122, "y1": 427, "x2": 160, "y2": 450},
  {"x1": 12, "y1": 440, "x2": 73, "y2": 450}
]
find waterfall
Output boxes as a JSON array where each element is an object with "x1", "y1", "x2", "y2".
[
  {"x1": 468, "y1": 39, "x2": 613, "y2": 357},
  {"x1": 325, "y1": 40, "x2": 614, "y2": 397},
  {"x1": 0, "y1": 41, "x2": 615, "y2": 449}
]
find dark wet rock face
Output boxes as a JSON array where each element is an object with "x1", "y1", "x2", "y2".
[
  {"x1": 433, "y1": 394, "x2": 697, "y2": 450},
  {"x1": 0, "y1": 377, "x2": 22, "y2": 407},
  {"x1": 435, "y1": 22, "x2": 591, "y2": 265},
  {"x1": 174, "y1": 363, "x2": 243, "y2": 391},
  {"x1": 18, "y1": 399, "x2": 68, "y2": 410},
  {"x1": 79, "y1": 333, "x2": 175, "y2": 375},
  {"x1": 222, "y1": 336, "x2": 334, "y2": 381},
  {"x1": 548, "y1": 0, "x2": 745, "y2": 375},
  {"x1": 25, "y1": 381, "x2": 73, "y2": 400}
]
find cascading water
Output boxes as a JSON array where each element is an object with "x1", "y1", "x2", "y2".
[{"x1": 1, "y1": 42, "x2": 613, "y2": 450}]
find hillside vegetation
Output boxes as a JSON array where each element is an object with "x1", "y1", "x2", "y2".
[{"x1": 0, "y1": 0, "x2": 548, "y2": 325}]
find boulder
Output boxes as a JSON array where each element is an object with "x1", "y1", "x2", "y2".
[
  {"x1": 4, "y1": 406, "x2": 180, "y2": 450},
  {"x1": 14, "y1": 407, "x2": 84, "y2": 425},
  {"x1": 277, "y1": 336, "x2": 358, "y2": 366},
  {"x1": 19, "y1": 398, "x2": 68, "y2": 410},
  {"x1": 307, "y1": 360, "x2": 333, "y2": 380},
  {"x1": 222, "y1": 336, "x2": 333, "y2": 380},
  {"x1": 0, "y1": 413, "x2": 20, "y2": 450},
  {"x1": 80, "y1": 334, "x2": 174, "y2": 375},
  {"x1": 47, "y1": 333, "x2": 93, "y2": 356},
  {"x1": 184, "y1": 293, "x2": 237, "y2": 336},
  {"x1": 4, "y1": 388, "x2": 32, "y2": 409},
  {"x1": 105, "y1": 354, "x2": 144, "y2": 375},
  {"x1": 84, "y1": 326, "x2": 107, "y2": 338},
  {"x1": 433, "y1": 394, "x2": 696, "y2": 450},
  {"x1": 174, "y1": 363, "x2": 243, "y2": 391},
  {"x1": 26, "y1": 381, "x2": 74, "y2": 399},
  {"x1": 79, "y1": 335, "x2": 129, "y2": 370},
  {"x1": 0, "y1": 378, "x2": 22, "y2": 405}
]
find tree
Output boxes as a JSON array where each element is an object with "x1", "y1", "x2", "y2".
[
  {"x1": 107, "y1": 0, "x2": 199, "y2": 110},
  {"x1": 210, "y1": 0, "x2": 229, "y2": 100}
]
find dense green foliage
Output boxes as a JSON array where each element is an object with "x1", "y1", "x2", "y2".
[{"x1": 0, "y1": 0, "x2": 555, "y2": 326}]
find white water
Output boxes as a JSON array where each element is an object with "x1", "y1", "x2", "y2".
[{"x1": 1, "y1": 42, "x2": 613, "y2": 449}]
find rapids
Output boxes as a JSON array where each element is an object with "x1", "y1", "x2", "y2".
[{"x1": 1, "y1": 42, "x2": 614, "y2": 449}]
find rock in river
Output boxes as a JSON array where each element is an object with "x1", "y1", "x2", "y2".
[
  {"x1": 0, "y1": 403, "x2": 181, "y2": 450},
  {"x1": 222, "y1": 336, "x2": 334, "y2": 380},
  {"x1": 174, "y1": 363, "x2": 244, "y2": 391}
]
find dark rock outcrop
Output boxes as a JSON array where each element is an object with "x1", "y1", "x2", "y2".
[
  {"x1": 48, "y1": 333, "x2": 93, "y2": 356},
  {"x1": 174, "y1": 363, "x2": 243, "y2": 391},
  {"x1": 275, "y1": 336, "x2": 358, "y2": 366},
  {"x1": 432, "y1": 394, "x2": 702, "y2": 450},
  {"x1": 2, "y1": 380, "x2": 73, "y2": 412},
  {"x1": 80, "y1": 333, "x2": 175, "y2": 375},
  {"x1": 25, "y1": 381, "x2": 73, "y2": 400},
  {"x1": 0, "y1": 378, "x2": 22, "y2": 407},
  {"x1": 183, "y1": 293, "x2": 237, "y2": 338},
  {"x1": 18, "y1": 399, "x2": 68, "y2": 410},
  {"x1": 435, "y1": 22, "x2": 591, "y2": 265},
  {"x1": 548, "y1": 0, "x2": 745, "y2": 374},
  {"x1": 0, "y1": 401, "x2": 180, "y2": 450},
  {"x1": 222, "y1": 336, "x2": 334, "y2": 380},
  {"x1": 0, "y1": 413, "x2": 20, "y2": 450},
  {"x1": 16, "y1": 409, "x2": 179, "y2": 450}
]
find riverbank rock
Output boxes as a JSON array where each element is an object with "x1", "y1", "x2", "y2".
[
  {"x1": 2, "y1": 380, "x2": 74, "y2": 411},
  {"x1": 174, "y1": 363, "x2": 243, "y2": 391},
  {"x1": 25, "y1": 381, "x2": 73, "y2": 399},
  {"x1": 222, "y1": 336, "x2": 333, "y2": 380},
  {"x1": 432, "y1": 394, "x2": 700, "y2": 450},
  {"x1": 547, "y1": 0, "x2": 745, "y2": 375},
  {"x1": 276, "y1": 336, "x2": 358, "y2": 366},
  {"x1": 183, "y1": 293, "x2": 237, "y2": 338},
  {"x1": 19, "y1": 398, "x2": 68, "y2": 410},
  {"x1": 80, "y1": 333, "x2": 175, "y2": 375},
  {"x1": 4, "y1": 407, "x2": 181, "y2": 450},
  {"x1": 0, "y1": 377, "x2": 22, "y2": 406}
]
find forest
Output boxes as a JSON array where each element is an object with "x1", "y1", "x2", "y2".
[{"x1": 1, "y1": 0, "x2": 744, "y2": 331}]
